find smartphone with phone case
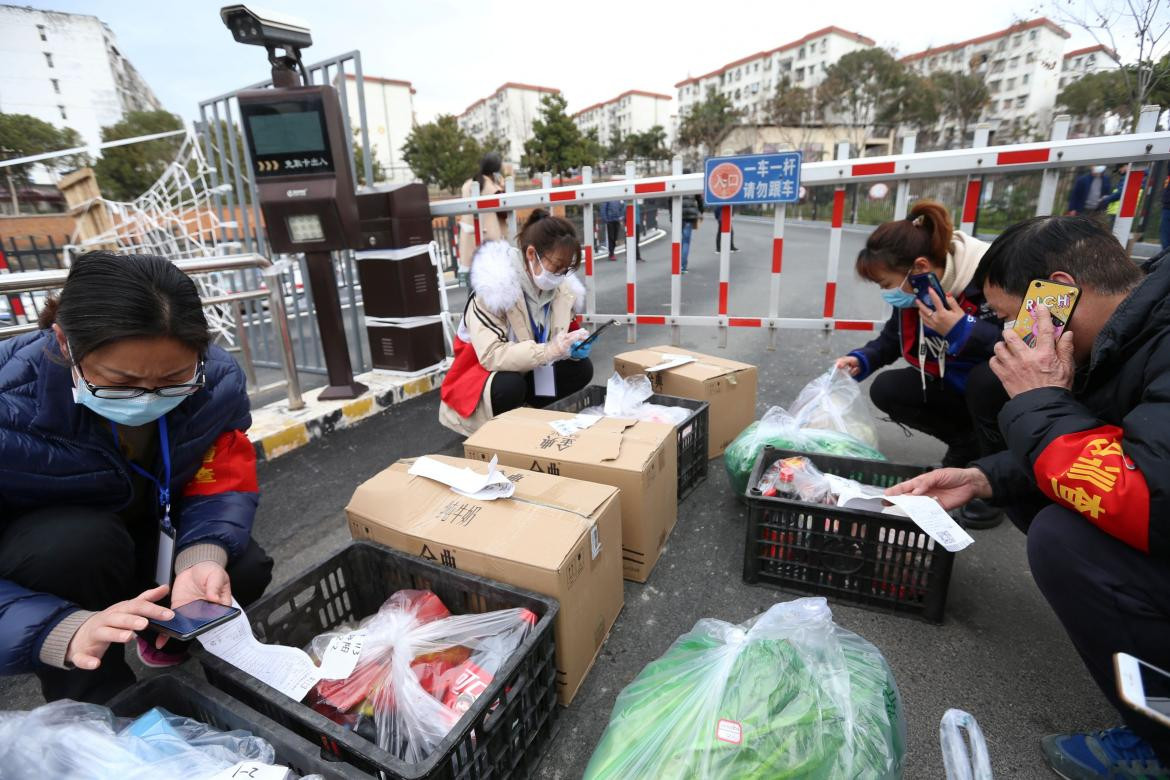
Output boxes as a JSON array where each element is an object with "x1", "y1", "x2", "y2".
[
  {"x1": 578, "y1": 319, "x2": 618, "y2": 347},
  {"x1": 1011, "y1": 279, "x2": 1080, "y2": 347},
  {"x1": 909, "y1": 272, "x2": 947, "y2": 310},
  {"x1": 148, "y1": 599, "x2": 240, "y2": 641},
  {"x1": 1115, "y1": 652, "x2": 1170, "y2": 728}
]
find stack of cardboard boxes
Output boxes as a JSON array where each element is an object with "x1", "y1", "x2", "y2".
[{"x1": 344, "y1": 346, "x2": 758, "y2": 704}]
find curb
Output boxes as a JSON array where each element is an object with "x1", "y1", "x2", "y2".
[{"x1": 247, "y1": 364, "x2": 449, "y2": 462}]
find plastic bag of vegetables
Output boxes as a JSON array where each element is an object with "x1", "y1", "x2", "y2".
[
  {"x1": 724, "y1": 406, "x2": 885, "y2": 496},
  {"x1": 584, "y1": 597, "x2": 906, "y2": 780},
  {"x1": 791, "y1": 366, "x2": 880, "y2": 449}
]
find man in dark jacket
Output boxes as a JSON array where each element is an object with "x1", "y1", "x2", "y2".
[
  {"x1": 890, "y1": 216, "x2": 1170, "y2": 778},
  {"x1": 599, "y1": 200, "x2": 624, "y2": 261},
  {"x1": 1068, "y1": 165, "x2": 1113, "y2": 216},
  {"x1": 680, "y1": 190, "x2": 703, "y2": 273}
]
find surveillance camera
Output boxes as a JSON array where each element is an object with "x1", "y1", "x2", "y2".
[{"x1": 220, "y1": 4, "x2": 312, "y2": 51}]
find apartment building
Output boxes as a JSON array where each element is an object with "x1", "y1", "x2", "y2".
[
  {"x1": 1059, "y1": 44, "x2": 1120, "y2": 89},
  {"x1": 457, "y1": 82, "x2": 561, "y2": 166},
  {"x1": 572, "y1": 90, "x2": 673, "y2": 147},
  {"x1": 901, "y1": 18, "x2": 1072, "y2": 141},
  {"x1": 674, "y1": 26, "x2": 876, "y2": 124},
  {"x1": 338, "y1": 74, "x2": 416, "y2": 184},
  {"x1": 0, "y1": 5, "x2": 162, "y2": 153}
]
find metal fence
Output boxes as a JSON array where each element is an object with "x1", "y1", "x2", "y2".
[
  {"x1": 2, "y1": 235, "x2": 68, "y2": 272},
  {"x1": 430, "y1": 107, "x2": 1169, "y2": 349},
  {"x1": 194, "y1": 50, "x2": 375, "y2": 376},
  {"x1": 0, "y1": 254, "x2": 303, "y2": 409}
]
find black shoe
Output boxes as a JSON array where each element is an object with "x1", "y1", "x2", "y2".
[
  {"x1": 958, "y1": 498, "x2": 1003, "y2": 529},
  {"x1": 731, "y1": 246, "x2": 740, "y2": 252}
]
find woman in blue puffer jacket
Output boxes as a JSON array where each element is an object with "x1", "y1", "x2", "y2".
[{"x1": 0, "y1": 251, "x2": 272, "y2": 703}]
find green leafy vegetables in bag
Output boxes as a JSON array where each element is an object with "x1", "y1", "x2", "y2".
[{"x1": 584, "y1": 598, "x2": 906, "y2": 779}]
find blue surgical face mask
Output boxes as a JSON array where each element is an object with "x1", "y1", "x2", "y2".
[
  {"x1": 72, "y1": 373, "x2": 187, "y2": 426},
  {"x1": 880, "y1": 271, "x2": 918, "y2": 309}
]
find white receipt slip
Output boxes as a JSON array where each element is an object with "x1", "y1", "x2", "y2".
[
  {"x1": 408, "y1": 454, "x2": 516, "y2": 500},
  {"x1": 824, "y1": 475, "x2": 974, "y2": 552},
  {"x1": 197, "y1": 600, "x2": 366, "y2": 701}
]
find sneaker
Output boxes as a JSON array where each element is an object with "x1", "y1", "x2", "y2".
[
  {"x1": 958, "y1": 498, "x2": 1003, "y2": 529},
  {"x1": 608, "y1": 255, "x2": 616, "y2": 262},
  {"x1": 731, "y1": 246, "x2": 741, "y2": 252},
  {"x1": 136, "y1": 637, "x2": 188, "y2": 669},
  {"x1": 681, "y1": 269, "x2": 689, "y2": 274},
  {"x1": 1041, "y1": 727, "x2": 1170, "y2": 779}
]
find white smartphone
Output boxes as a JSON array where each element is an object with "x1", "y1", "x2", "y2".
[{"x1": 1115, "y1": 652, "x2": 1170, "y2": 728}]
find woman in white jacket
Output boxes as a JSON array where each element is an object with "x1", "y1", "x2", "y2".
[{"x1": 439, "y1": 210, "x2": 592, "y2": 435}]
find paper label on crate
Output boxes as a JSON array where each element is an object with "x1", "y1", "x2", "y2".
[
  {"x1": 548, "y1": 414, "x2": 601, "y2": 436},
  {"x1": 883, "y1": 494, "x2": 975, "y2": 552},
  {"x1": 316, "y1": 629, "x2": 367, "y2": 680},
  {"x1": 197, "y1": 600, "x2": 321, "y2": 702},
  {"x1": 645, "y1": 354, "x2": 696, "y2": 373},
  {"x1": 716, "y1": 719, "x2": 743, "y2": 745},
  {"x1": 590, "y1": 523, "x2": 602, "y2": 560},
  {"x1": 409, "y1": 455, "x2": 516, "y2": 500},
  {"x1": 209, "y1": 761, "x2": 292, "y2": 780}
]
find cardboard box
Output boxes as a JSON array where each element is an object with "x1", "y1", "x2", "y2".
[
  {"x1": 614, "y1": 345, "x2": 758, "y2": 458},
  {"x1": 464, "y1": 408, "x2": 677, "y2": 583},
  {"x1": 346, "y1": 454, "x2": 624, "y2": 706}
]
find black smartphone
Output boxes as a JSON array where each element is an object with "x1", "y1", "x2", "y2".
[
  {"x1": 579, "y1": 319, "x2": 619, "y2": 347},
  {"x1": 908, "y1": 272, "x2": 947, "y2": 310},
  {"x1": 148, "y1": 599, "x2": 240, "y2": 641}
]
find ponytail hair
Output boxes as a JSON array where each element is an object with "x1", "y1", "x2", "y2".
[
  {"x1": 855, "y1": 199, "x2": 953, "y2": 282},
  {"x1": 518, "y1": 209, "x2": 581, "y2": 271}
]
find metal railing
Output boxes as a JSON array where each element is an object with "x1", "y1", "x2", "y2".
[
  {"x1": 195, "y1": 50, "x2": 375, "y2": 378},
  {"x1": 0, "y1": 253, "x2": 304, "y2": 410},
  {"x1": 430, "y1": 106, "x2": 1169, "y2": 348}
]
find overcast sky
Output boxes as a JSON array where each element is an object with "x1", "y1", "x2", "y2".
[{"x1": 30, "y1": 0, "x2": 1133, "y2": 124}]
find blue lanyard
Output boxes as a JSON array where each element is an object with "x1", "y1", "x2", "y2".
[
  {"x1": 527, "y1": 301, "x2": 550, "y2": 344},
  {"x1": 110, "y1": 416, "x2": 173, "y2": 534}
]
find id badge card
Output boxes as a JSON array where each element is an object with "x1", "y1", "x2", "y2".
[
  {"x1": 534, "y1": 364, "x2": 556, "y2": 397},
  {"x1": 156, "y1": 527, "x2": 175, "y2": 585}
]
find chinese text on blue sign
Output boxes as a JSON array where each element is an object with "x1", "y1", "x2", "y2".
[{"x1": 703, "y1": 152, "x2": 802, "y2": 205}]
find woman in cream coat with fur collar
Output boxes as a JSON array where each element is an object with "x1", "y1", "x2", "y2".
[{"x1": 440, "y1": 210, "x2": 593, "y2": 436}]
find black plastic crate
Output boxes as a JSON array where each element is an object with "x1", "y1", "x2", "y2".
[
  {"x1": 546, "y1": 384, "x2": 708, "y2": 500},
  {"x1": 107, "y1": 673, "x2": 369, "y2": 778},
  {"x1": 194, "y1": 541, "x2": 559, "y2": 780},
  {"x1": 743, "y1": 447, "x2": 954, "y2": 623}
]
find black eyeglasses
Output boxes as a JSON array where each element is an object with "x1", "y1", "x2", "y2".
[{"x1": 76, "y1": 359, "x2": 206, "y2": 400}]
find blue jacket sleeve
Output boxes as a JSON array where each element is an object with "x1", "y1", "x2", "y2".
[
  {"x1": 849, "y1": 311, "x2": 902, "y2": 381},
  {"x1": 174, "y1": 376, "x2": 259, "y2": 562},
  {"x1": 945, "y1": 314, "x2": 1000, "y2": 358},
  {"x1": 0, "y1": 581, "x2": 80, "y2": 674}
]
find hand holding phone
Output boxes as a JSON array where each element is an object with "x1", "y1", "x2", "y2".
[
  {"x1": 1116, "y1": 652, "x2": 1170, "y2": 728},
  {"x1": 909, "y1": 272, "x2": 947, "y2": 310},
  {"x1": 1011, "y1": 279, "x2": 1080, "y2": 346},
  {"x1": 579, "y1": 319, "x2": 619, "y2": 347},
  {"x1": 148, "y1": 599, "x2": 240, "y2": 642}
]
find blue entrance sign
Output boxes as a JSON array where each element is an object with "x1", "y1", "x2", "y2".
[{"x1": 703, "y1": 152, "x2": 802, "y2": 205}]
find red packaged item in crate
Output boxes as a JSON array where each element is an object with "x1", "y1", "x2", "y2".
[{"x1": 305, "y1": 589, "x2": 536, "y2": 763}]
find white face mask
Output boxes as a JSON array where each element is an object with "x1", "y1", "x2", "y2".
[{"x1": 530, "y1": 252, "x2": 566, "y2": 291}]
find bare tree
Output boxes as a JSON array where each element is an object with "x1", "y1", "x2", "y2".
[{"x1": 1054, "y1": 0, "x2": 1170, "y2": 130}]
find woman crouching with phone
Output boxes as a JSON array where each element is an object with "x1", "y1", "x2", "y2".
[
  {"x1": 440, "y1": 209, "x2": 594, "y2": 435},
  {"x1": 833, "y1": 200, "x2": 1007, "y2": 527}
]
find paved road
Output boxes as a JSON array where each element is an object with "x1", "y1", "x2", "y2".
[{"x1": 0, "y1": 213, "x2": 1114, "y2": 779}]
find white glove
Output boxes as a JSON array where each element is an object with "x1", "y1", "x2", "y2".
[{"x1": 547, "y1": 329, "x2": 588, "y2": 360}]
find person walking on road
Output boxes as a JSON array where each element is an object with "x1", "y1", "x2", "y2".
[
  {"x1": 680, "y1": 189, "x2": 704, "y2": 274},
  {"x1": 713, "y1": 205, "x2": 739, "y2": 252},
  {"x1": 599, "y1": 200, "x2": 624, "y2": 261},
  {"x1": 458, "y1": 152, "x2": 507, "y2": 287}
]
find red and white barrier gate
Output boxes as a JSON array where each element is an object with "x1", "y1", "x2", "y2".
[{"x1": 432, "y1": 105, "x2": 1169, "y2": 348}]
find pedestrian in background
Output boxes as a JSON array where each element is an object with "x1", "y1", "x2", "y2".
[
  {"x1": 599, "y1": 200, "x2": 624, "y2": 261},
  {"x1": 713, "y1": 205, "x2": 739, "y2": 252},
  {"x1": 458, "y1": 152, "x2": 507, "y2": 287},
  {"x1": 679, "y1": 187, "x2": 704, "y2": 274}
]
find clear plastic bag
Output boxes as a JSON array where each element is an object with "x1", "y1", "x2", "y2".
[
  {"x1": 0, "y1": 701, "x2": 277, "y2": 779},
  {"x1": 756, "y1": 455, "x2": 834, "y2": 504},
  {"x1": 791, "y1": 366, "x2": 880, "y2": 449},
  {"x1": 584, "y1": 597, "x2": 907, "y2": 779},
  {"x1": 577, "y1": 373, "x2": 691, "y2": 426},
  {"x1": 940, "y1": 708, "x2": 993, "y2": 780},
  {"x1": 724, "y1": 406, "x2": 886, "y2": 496},
  {"x1": 306, "y1": 590, "x2": 535, "y2": 764}
]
